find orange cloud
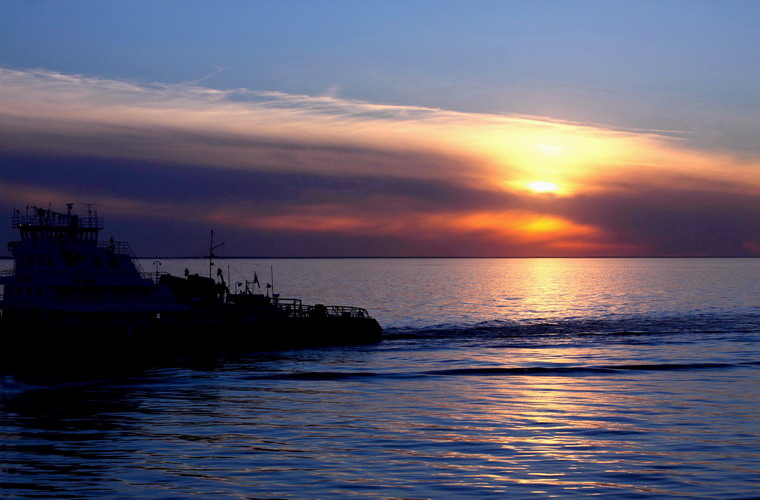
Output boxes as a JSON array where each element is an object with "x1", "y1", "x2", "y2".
[
  {"x1": 4, "y1": 67, "x2": 759, "y2": 198},
  {"x1": 203, "y1": 203, "x2": 634, "y2": 256},
  {"x1": 1, "y1": 68, "x2": 759, "y2": 256}
]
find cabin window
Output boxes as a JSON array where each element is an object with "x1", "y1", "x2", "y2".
[{"x1": 109, "y1": 258, "x2": 118, "y2": 268}]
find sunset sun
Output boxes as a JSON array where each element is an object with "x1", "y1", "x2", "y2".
[{"x1": 527, "y1": 181, "x2": 559, "y2": 193}]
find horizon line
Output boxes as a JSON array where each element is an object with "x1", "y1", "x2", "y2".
[
  {"x1": 2, "y1": 255, "x2": 759, "y2": 260},
  {"x1": 141, "y1": 255, "x2": 760, "y2": 260}
]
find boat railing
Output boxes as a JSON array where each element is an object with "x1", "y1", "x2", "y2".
[
  {"x1": 0, "y1": 268, "x2": 158, "y2": 282},
  {"x1": 12, "y1": 208, "x2": 104, "y2": 241},
  {"x1": 275, "y1": 299, "x2": 370, "y2": 319},
  {"x1": 141, "y1": 271, "x2": 170, "y2": 283},
  {"x1": 13, "y1": 213, "x2": 104, "y2": 230},
  {"x1": 98, "y1": 241, "x2": 147, "y2": 275},
  {"x1": 321, "y1": 305, "x2": 370, "y2": 319},
  {"x1": 97, "y1": 241, "x2": 131, "y2": 255}
]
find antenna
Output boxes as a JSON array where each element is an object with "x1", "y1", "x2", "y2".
[
  {"x1": 207, "y1": 229, "x2": 225, "y2": 279},
  {"x1": 78, "y1": 202, "x2": 98, "y2": 217},
  {"x1": 270, "y1": 265, "x2": 277, "y2": 302}
]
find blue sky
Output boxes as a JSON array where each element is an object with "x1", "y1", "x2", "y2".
[
  {"x1": 1, "y1": 1, "x2": 760, "y2": 256},
  {"x1": 4, "y1": 1, "x2": 758, "y2": 112}
]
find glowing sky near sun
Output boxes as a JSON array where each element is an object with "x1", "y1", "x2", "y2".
[{"x1": 1, "y1": 1, "x2": 759, "y2": 256}]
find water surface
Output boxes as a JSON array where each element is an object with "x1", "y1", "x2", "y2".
[{"x1": 2, "y1": 258, "x2": 760, "y2": 498}]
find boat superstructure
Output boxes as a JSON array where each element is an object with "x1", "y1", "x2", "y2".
[
  {"x1": 0, "y1": 205, "x2": 381, "y2": 366},
  {"x1": 0, "y1": 205, "x2": 186, "y2": 326}
]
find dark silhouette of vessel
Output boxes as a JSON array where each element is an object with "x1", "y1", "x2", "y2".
[{"x1": 0, "y1": 205, "x2": 382, "y2": 369}]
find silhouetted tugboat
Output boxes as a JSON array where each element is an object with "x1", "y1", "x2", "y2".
[{"x1": 0, "y1": 205, "x2": 382, "y2": 369}]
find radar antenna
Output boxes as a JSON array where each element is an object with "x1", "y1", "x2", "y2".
[{"x1": 79, "y1": 202, "x2": 98, "y2": 216}]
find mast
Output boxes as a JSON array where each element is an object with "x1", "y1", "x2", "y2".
[{"x1": 207, "y1": 229, "x2": 225, "y2": 279}]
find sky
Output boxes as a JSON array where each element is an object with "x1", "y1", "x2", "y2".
[{"x1": 1, "y1": 0, "x2": 760, "y2": 257}]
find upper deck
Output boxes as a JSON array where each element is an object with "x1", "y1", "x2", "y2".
[{"x1": 12, "y1": 205, "x2": 103, "y2": 241}]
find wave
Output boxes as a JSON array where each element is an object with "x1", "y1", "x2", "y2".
[
  {"x1": 423, "y1": 362, "x2": 740, "y2": 377},
  {"x1": 382, "y1": 312, "x2": 760, "y2": 341},
  {"x1": 244, "y1": 360, "x2": 751, "y2": 382},
  {"x1": 251, "y1": 371, "x2": 382, "y2": 381}
]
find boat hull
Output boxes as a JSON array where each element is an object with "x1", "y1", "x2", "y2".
[{"x1": 0, "y1": 314, "x2": 382, "y2": 374}]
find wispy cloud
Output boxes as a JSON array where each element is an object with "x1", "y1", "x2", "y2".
[{"x1": 181, "y1": 66, "x2": 227, "y2": 86}]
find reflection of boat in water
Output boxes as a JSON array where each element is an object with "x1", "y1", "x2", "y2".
[{"x1": 0, "y1": 205, "x2": 382, "y2": 368}]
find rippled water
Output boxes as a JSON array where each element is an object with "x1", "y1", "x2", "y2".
[{"x1": 2, "y1": 258, "x2": 760, "y2": 498}]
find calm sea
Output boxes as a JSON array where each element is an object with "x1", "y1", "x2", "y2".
[{"x1": 2, "y1": 258, "x2": 760, "y2": 498}]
